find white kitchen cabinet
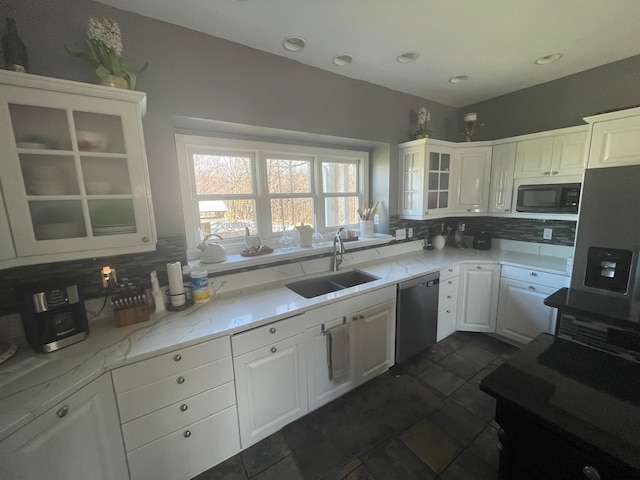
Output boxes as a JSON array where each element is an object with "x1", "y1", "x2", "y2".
[
  {"x1": 399, "y1": 139, "x2": 453, "y2": 219},
  {"x1": 437, "y1": 264, "x2": 459, "y2": 342},
  {"x1": 0, "y1": 193, "x2": 15, "y2": 260},
  {"x1": 233, "y1": 315, "x2": 309, "y2": 448},
  {"x1": 585, "y1": 107, "x2": 640, "y2": 168},
  {"x1": 307, "y1": 317, "x2": 356, "y2": 412},
  {"x1": 112, "y1": 336, "x2": 239, "y2": 480},
  {"x1": 496, "y1": 265, "x2": 569, "y2": 344},
  {"x1": 457, "y1": 263, "x2": 501, "y2": 333},
  {"x1": 352, "y1": 299, "x2": 396, "y2": 385},
  {"x1": 452, "y1": 145, "x2": 492, "y2": 213},
  {"x1": 0, "y1": 374, "x2": 128, "y2": 480},
  {"x1": 0, "y1": 70, "x2": 155, "y2": 268},
  {"x1": 514, "y1": 128, "x2": 588, "y2": 178},
  {"x1": 488, "y1": 143, "x2": 516, "y2": 214}
]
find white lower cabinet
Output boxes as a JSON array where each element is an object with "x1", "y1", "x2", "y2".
[
  {"x1": 496, "y1": 265, "x2": 570, "y2": 344},
  {"x1": 305, "y1": 287, "x2": 396, "y2": 412},
  {"x1": 0, "y1": 374, "x2": 128, "y2": 480},
  {"x1": 112, "y1": 336, "x2": 239, "y2": 480},
  {"x1": 232, "y1": 314, "x2": 309, "y2": 449},
  {"x1": 457, "y1": 263, "x2": 501, "y2": 333},
  {"x1": 437, "y1": 265, "x2": 459, "y2": 341}
]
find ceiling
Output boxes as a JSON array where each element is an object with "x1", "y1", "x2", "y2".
[{"x1": 98, "y1": 0, "x2": 640, "y2": 107}]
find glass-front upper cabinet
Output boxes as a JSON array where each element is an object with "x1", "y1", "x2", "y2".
[
  {"x1": 399, "y1": 139, "x2": 453, "y2": 220},
  {"x1": 0, "y1": 71, "x2": 155, "y2": 265}
]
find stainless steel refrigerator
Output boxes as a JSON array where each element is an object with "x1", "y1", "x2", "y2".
[{"x1": 571, "y1": 164, "x2": 640, "y2": 301}]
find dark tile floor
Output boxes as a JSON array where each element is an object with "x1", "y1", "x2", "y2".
[{"x1": 195, "y1": 332, "x2": 519, "y2": 480}]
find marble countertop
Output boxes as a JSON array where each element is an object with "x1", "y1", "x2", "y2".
[
  {"x1": 0, "y1": 241, "x2": 570, "y2": 441},
  {"x1": 480, "y1": 333, "x2": 640, "y2": 474}
]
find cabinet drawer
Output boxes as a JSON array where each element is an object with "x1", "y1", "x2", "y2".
[
  {"x1": 232, "y1": 313, "x2": 306, "y2": 356},
  {"x1": 439, "y1": 290, "x2": 458, "y2": 310},
  {"x1": 437, "y1": 304, "x2": 457, "y2": 342},
  {"x1": 501, "y1": 265, "x2": 569, "y2": 289},
  {"x1": 439, "y1": 275, "x2": 459, "y2": 295},
  {"x1": 117, "y1": 357, "x2": 233, "y2": 423},
  {"x1": 127, "y1": 406, "x2": 240, "y2": 480},
  {"x1": 121, "y1": 381, "x2": 236, "y2": 452},
  {"x1": 112, "y1": 336, "x2": 231, "y2": 394},
  {"x1": 440, "y1": 265, "x2": 459, "y2": 281}
]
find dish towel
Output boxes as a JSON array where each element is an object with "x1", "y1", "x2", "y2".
[{"x1": 326, "y1": 323, "x2": 350, "y2": 384}]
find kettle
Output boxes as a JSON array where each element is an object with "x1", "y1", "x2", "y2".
[{"x1": 198, "y1": 234, "x2": 227, "y2": 263}]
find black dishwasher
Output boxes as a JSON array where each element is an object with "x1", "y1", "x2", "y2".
[{"x1": 395, "y1": 272, "x2": 440, "y2": 363}]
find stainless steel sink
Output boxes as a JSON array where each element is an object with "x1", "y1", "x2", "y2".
[{"x1": 285, "y1": 270, "x2": 379, "y2": 298}]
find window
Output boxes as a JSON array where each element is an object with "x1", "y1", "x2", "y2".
[{"x1": 176, "y1": 135, "x2": 368, "y2": 254}]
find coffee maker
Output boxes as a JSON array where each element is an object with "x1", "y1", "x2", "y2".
[
  {"x1": 20, "y1": 281, "x2": 89, "y2": 353},
  {"x1": 450, "y1": 222, "x2": 467, "y2": 248}
]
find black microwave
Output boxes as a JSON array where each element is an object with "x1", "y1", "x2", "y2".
[{"x1": 516, "y1": 183, "x2": 580, "y2": 213}]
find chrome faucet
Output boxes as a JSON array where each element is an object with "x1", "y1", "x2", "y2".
[{"x1": 331, "y1": 228, "x2": 345, "y2": 271}]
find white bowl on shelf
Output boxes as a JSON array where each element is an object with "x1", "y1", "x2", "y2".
[
  {"x1": 77, "y1": 131, "x2": 108, "y2": 152},
  {"x1": 86, "y1": 181, "x2": 111, "y2": 195}
]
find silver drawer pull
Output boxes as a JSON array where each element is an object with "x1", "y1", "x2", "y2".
[
  {"x1": 476, "y1": 265, "x2": 482, "y2": 269},
  {"x1": 183, "y1": 430, "x2": 191, "y2": 438},
  {"x1": 448, "y1": 268, "x2": 453, "y2": 272},
  {"x1": 447, "y1": 295, "x2": 452, "y2": 299},
  {"x1": 271, "y1": 347, "x2": 277, "y2": 353},
  {"x1": 446, "y1": 309, "x2": 451, "y2": 314},
  {"x1": 142, "y1": 236, "x2": 150, "y2": 243},
  {"x1": 353, "y1": 315, "x2": 358, "y2": 321},
  {"x1": 269, "y1": 327, "x2": 276, "y2": 334},
  {"x1": 448, "y1": 280, "x2": 453, "y2": 285},
  {"x1": 504, "y1": 209, "x2": 510, "y2": 212},
  {"x1": 551, "y1": 170, "x2": 559, "y2": 175},
  {"x1": 543, "y1": 171, "x2": 550, "y2": 175},
  {"x1": 174, "y1": 354, "x2": 182, "y2": 362},
  {"x1": 180, "y1": 404, "x2": 188, "y2": 412},
  {"x1": 177, "y1": 376, "x2": 185, "y2": 384},
  {"x1": 529, "y1": 272, "x2": 538, "y2": 276},
  {"x1": 56, "y1": 405, "x2": 69, "y2": 418},
  {"x1": 528, "y1": 285, "x2": 536, "y2": 290},
  {"x1": 359, "y1": 314, "x2": 365, "y2": 319},
  {"x1": 582, "y1": 466, "x2": 600, "y2": 480}
]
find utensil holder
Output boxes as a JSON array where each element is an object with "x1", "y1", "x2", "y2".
[{"x1": 359, "y1": 220, "x2": 374, "y2": 238}]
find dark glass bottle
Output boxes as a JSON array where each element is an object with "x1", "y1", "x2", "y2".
[{"x1": 2, "y1": 17, "x2": 29, "y2": 72}]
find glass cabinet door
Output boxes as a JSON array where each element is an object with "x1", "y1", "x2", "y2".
[
  {"x1": 0, "y1": 85, "x2": 152, "y2": 258},
  {"x1": 426, "y1": 148, "x2": 452, "y2": 212}
]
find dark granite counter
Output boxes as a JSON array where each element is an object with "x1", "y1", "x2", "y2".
[{"x1": 480, "y1": 333, "x2": 640, "y2": 479}]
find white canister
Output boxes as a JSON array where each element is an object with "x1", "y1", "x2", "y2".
[
  {"x1": 433, "y1": 235, "x2": 446, "y2": 250},
  {"x1": 360, "y1": 220, "x2": 374, "y2": 238},
  {"x1": 190, "y1": 270, "x2": 210, "y2": 303}
]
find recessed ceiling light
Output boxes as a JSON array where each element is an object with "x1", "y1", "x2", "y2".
[
  {"x1": 449, "y1": 75, "x2": 470, "y2": 84},
  {"x1": 396, "y1": 52, "x2": 420, "y2": 63},
  {"x1": 282, "y1": 36, "x2": 306, "y2": 52},
  {"x1": 535, "y1": 53, "x2": 563, "y2": 65},
  {"x1": 332, "y1": 54, "x2": 353, "y2": 66}
]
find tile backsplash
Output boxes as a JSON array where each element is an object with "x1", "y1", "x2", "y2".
[
  {"x1": 0, "y1": 237, "x2": 187, "y2": 316},
  {"x1": 390, "y1": 215, "x2": 576, "y2": 246}
]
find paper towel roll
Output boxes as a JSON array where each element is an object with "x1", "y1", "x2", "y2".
[{"x1": 167, "y1": 261, "x2": 186, "y2": 307}]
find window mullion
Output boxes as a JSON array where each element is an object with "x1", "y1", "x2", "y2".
[{"x1": 254, "y1": 151, "x2": 272, "y2": 242}]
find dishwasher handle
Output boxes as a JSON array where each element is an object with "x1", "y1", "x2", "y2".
[{"x1": 399, "y1": 273, "x2": 440, "y2": 290}]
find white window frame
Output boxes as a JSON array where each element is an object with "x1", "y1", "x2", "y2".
[{"x1": 175, "y1": 134, "x2": 369, "y2": 255}]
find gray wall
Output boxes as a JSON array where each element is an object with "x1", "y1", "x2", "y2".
[
  {"x1": 4, "y1": 0, "x2": 458, "y2": 237},
  {"x1": 459, "y1": 55, "x2": 640, "y2": 140}
]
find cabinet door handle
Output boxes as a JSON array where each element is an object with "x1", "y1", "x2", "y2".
[
  {"x1": 446, "y1": 309, "x2": 451, "y2": 314},
  {"x1": 180, "y1": 404, "x2": 188, "y2": 412},
  {"x1": 551, "y1": 170, "x2": 559, "y2": 175},
  {"x1": 447, "y1": 295, "x2": 452, "y2": 299},
  {"x1": 352, "y1": 315, "x2": 358, "y2": 321},
  {"x1": 177, "y1": 376, "x2": 185, "y2": 384},
  {"x1": 543, "y1": 171, "x2": 550, "y2": 175},
  {"x1": 466, "y1": 208, "x2": 471, "y2": 212},
  {"x1": 56, "y1": 405, "x2": 69, "y2": 418},
  {"x1": 448, "y1": 268, "x2": 454, "y2": 272},
  {"x1": 359, "y1": 314, "x2": 365, "y2": 319},
  {"x1": 270, "y1": 347, "x2": 277, "y2": 353},
  {"x1": 183, "y1": 430, "x2": 191, "y2": 438},
  {"x1": 504, "y1": 208, "x2": 510, "y2": 212},
  {"x1": 448, "y1": 280, "x2": 453, "y2": 285},
  {"x1": 582, "y1": 466, "x2": 601, "y2": 480},
  {"x1": 269, "y1": 327, "x2": 276, "y2": 334},
  {"x1": 476, "y1": 265, "x2": 482, "y2": 269},
  {"x1": 174, "y1": 354, "x2": 182, "y2": 362},
  {"x1": 528, "y1": 285, "x2": 536, "y2": 290},
  {"x1": 529, "y1": 272, "x2": 538, "y2": 276},
  {"x1": 142, "y1": 236, "x2": 150, "y2": 243}
]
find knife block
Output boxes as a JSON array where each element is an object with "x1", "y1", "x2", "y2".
[{"x1": 114, "y1": 304, "x2": 150, "y2": 327}]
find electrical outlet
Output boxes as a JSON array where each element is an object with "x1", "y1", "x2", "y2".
[
  {"x1": 373, "y1": 213, "x2": 380, "y2": 225},
  {"x1": 407, "y1": 227, "x2": 414, "y2": 238},
  {"x1": 395, "y1": 229, "x2": 406, "y2": 240},
  {"x1": 543, "y1": 228, "x2": 553, "y2": 240}
]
